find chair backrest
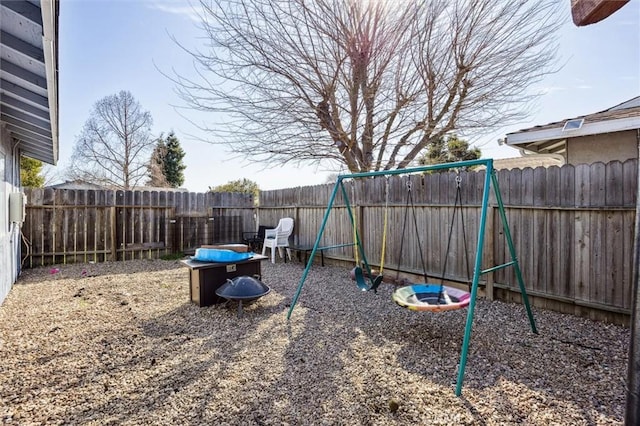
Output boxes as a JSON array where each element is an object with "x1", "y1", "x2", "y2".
[
  {"x1": 257, "y1": 225, "x2": 270, "y2": 239},
  {"x1": 274, "y1": 217, "x2": 294, "y2": 245}
]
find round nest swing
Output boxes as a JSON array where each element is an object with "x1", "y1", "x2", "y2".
[{"x1": 392, "y1": 284, "x2": 471, "y2": 312}]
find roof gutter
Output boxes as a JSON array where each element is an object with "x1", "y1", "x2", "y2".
[{"x1": 40, "y1": 0, "x2": 59, "y2": 166}]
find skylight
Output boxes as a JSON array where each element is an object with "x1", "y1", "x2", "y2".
[{"x1": 562, "y1": 118, "x2": 584, "y2": 131}]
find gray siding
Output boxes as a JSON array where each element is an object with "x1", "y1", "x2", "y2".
[{"x1": 0, "y1": 124, "x2": 21, "y2": 305}]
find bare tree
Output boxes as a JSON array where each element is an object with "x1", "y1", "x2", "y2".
[
  {"x1": 68, "y1": 91, "x2": 155, "y2": 188},
  {"x1": 169, "y1": 0, "x2": 563, "y2": 173}
]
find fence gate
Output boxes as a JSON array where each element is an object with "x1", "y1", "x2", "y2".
[
  {"x1": 115, "y1": 205, "x2": 174, "y2": 261},
  {"x1": 171, "y1": 209, "x2": 245, "y2": 254}
]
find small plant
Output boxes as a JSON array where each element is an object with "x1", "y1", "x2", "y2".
[{"x1": 160, "y1": 253, "x2": 186, "y2": 261}]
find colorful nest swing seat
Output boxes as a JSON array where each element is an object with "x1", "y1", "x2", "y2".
[{"x1": 392, "y1": 284, "x2": 471, "y2": 312}]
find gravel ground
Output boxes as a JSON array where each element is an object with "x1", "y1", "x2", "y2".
[{"x1": 0, "y1": 259, "x2": 630, "y2": 425}]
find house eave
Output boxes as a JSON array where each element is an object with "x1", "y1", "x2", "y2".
[
  {"x1": 506, "y1": 116, "x2": 640, "y2": 146},
  {"x1": 0, "y1": 0, "x2": 59, "y2": 166}
]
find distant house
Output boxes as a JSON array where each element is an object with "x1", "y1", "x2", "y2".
[
  {"x1": 505, "y1": 96, "x2": 640, "y2": 165},
  {"x1": 0, "y1": 1, "x2": 60, "y2": 304},
  {"x1": 490, "y1": 156, "x2": 563, "y2": 170},
  {"x1": 48, "y1": 180, "x2": 106, "y2": 190},
  {"x1": 46, "y1": 181, "x2": 190, "y2": 191}
]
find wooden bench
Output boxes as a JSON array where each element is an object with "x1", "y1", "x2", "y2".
[{"x1": 288, "y1": 243, "x2": 355, "y2": 267}]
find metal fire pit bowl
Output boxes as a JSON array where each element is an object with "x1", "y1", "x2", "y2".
[{"x1": 215, "y1": 275, "x2": 271, "y2": 318}]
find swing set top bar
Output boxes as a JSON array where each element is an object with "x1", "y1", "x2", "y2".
[{"x1": 336, "y1": 158, "x2": 493, "y2": 180}]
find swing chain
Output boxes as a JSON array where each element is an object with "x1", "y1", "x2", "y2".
[
  {"x1": 405, "y1": 179, "x2": 412, "y2": 191},
  {"x1": 455, "y1": 172, "x2": 462, "y2": 188}
]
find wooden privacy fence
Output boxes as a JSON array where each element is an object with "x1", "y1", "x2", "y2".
[
  {"x1": 259, "y1": 160, "x2": 638, "y2": 320},
  {"x1": 20, "y1": 160, "x2": 638, "y2": 320},
  {"x1": 22, "y1": 188, "x2": 255, "y2": 267}
]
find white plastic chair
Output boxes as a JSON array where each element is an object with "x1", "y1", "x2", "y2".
[{"x1": 261, "y1": 217, "x2": 294, "y2": 263}]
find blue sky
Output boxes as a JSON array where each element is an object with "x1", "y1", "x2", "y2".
[{"x1": 58, "y1": 0, "x2": 640, "y2": 191}]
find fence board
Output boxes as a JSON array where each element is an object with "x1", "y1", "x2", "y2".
[
  {"x1": 560, "y1": 165, "x2": 575, "y2": 207},
  {"x1": 606, "y1": 162, "x2": 623, "y2": 206},
  {"x1": 559, "y1": 210, "x2": 575, "y2": 299},
  {"x1": 605, "y1": 211, "x2": 625, "y2": 308},
  {"x1": 509, "y1": 168, "x2": 522, "y2": 205},
  {"x1": 522, "y1": 167, "x2": 534, "y2": 206},
  {"x1": 589, "y1": 211, "x2": 606, "y2": 305},
  {"x1": 623, "y1": 212, "x2": 635, "y2": 310},
  {"x1": 545, "y1": 209, "x2": 559, "y2": 297},
  {"x1": 573, "y1": 210, "x2": 590, "y2": 302},
  {"x1": 492, "y1": 206, "x2": 506, "y2": 285},
  {"x1": 623, "y1": 159, "x2": 637, "y2": 206},
  {"x1": 546, "y1": 166, "x2": 560, "y2": 206},
  {"x1": 575, "y1": 164, "x2": 590, "y2": 207},
  {"x1": 532, "y1": 208, "x2": 547, "y2": 294},
  {"x1": 87, "y1": 190, "x2": 98, "y2": 263},
  {"x1": 593, "y1": 162, "x2": 607, "y2": 207}
]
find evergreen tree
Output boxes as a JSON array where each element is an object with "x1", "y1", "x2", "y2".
[
  {"x1": 147, "y1": 132, "x2": 186, "y2": 188},
  {"x1": 163, "y1": 132, "x2": 186, "y2": 187},
  {"x1": 20, "y1": 156, "x2": 45, "y2": 187},
  {"x1": 418, "y1": 135, "x2": 481, "y2": 167},
  {"x1": 210, "y1": 178, "x2": 259, "y2": 197}
]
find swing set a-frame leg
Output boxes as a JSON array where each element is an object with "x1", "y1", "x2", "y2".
[
  {"x1": 454, "y1": 168, "x2": 537, "y2": 396},
  {"x1": 287, "y1": 178, "x2": 373, "y2": 319},
  {"x1": 491, "y1": 171, "x2": 538, "y2": 334},
  {"x1": 287, "y1": 180, "x2": 341, "y2": 320}
]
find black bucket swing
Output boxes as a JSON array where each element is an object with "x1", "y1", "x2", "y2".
[
  {"x1": 349, "y1": 181, "x2": 369, "y2": 291},
  {"x1": 392, "y1": 172, "x2": 472, "y2": 312},
  {"x1": 349, "y1": 178, "x2": 388, "y2": 292}
]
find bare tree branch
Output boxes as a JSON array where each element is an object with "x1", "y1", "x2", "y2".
[
  {"x1": 165, "y1": 0, "x2": 563, "y2": 172},
  {"x1": 67, "y1": 91, "x2": 155, "y2": 189}
]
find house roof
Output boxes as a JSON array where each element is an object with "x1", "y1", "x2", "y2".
[
  {"x1": 0, "y1": 0, "x2": 59, "y2": 165},
  {"x1": 492, "y1": 156, "x2": 563, "y2": 170},
  {"x1": 505, "y1": 96, "x2": 640, "y2": 156},
  {"x1": 46, "y1": 180, "x2": 191, "y2": 191},
  {"x1": 47, "y1": 180, "x2": 106, "y2": 190},
  {"x1": 571, "y1": 0, "x2": 630, "y2": 26}
]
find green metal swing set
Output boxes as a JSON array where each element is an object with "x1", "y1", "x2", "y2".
[{"x1": 286, "y1": 158, "x2": 538, "y2": 396}]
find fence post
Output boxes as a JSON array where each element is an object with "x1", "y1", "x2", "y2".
[
  {"x1": 358, "y1": 204, "x2": 365, "y2": 253},
  {"x1": 110, "y1": 206, "x2": 117, "y2": 261},
  {"x1": 294, "y1": 205, "x2": 300, "y2": 245},
  {"x1": 624, "y1": 134, "x2": 640, "y2": 424},
  {"x1": 485, "y1": 205, "x2": 495, "y2": 300}
]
